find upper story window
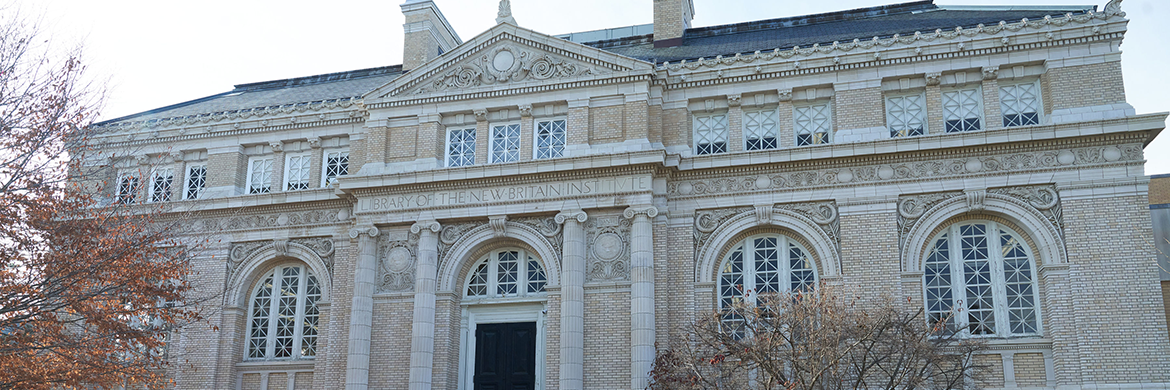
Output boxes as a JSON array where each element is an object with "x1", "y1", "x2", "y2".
[
  {"x1": 886, "y1": 93, "x2": 927, "y2": 137},
  {"x1": 115, "y1": 173, "x2": 139, "y2": 204},
  {"x1": 794, "y1": 102, "x2": 832, "y2": 146},
  {"x1": 1000, "y1": 80, "x2": 1042, "y2": 127},
  {"x1": 322, "y1": 150, "x2": 349, "y2": 187},
  {"x1": 184, "y1": 164, "x2": 206, "y2": 200},
  {"x1": 247, "y1": 157, "x2": 274, "y2": 194},
  {"x1": 490, "y1": 123, "x2": 521, "y2": 163},
  {"x1": 148, "y1": 168, "x2": 173, "y2": 203},
  {"x1": 942, "y1": 87, "x2": 984, "y2": 133},
  {"x1": 534, "y1": 119, "x2": 566, "y2": 159},
  {"x1": 720, "y1": 234, "x2": 817, "y2": 334},
  {"x1": 924, "y1": 222, "x2": 1040, "y2": 337},
  {"x1": 247, "y1": 264, "x2": 320, "y2": 360},
  {"x1": 693, "y1": 113, "x2": 728, "y2": 155},
  {"x1": 284, "y1": 153, "x2": 311, "y2": 191},
  {"x1": 743, "y1": 109, "x2": 778, "y2": 151},
  {"x1": 466, "y1": 249, "x2": 547, "y2": 299},
  {"x1": 446, "y1": 128, "x2": 476, "y2": 167}
]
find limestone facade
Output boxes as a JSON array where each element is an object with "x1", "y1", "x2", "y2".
[{"x1": 87, "y1": 0, "x2": 1170, "y2": 388}]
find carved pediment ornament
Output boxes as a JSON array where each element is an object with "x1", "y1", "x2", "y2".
[{"x1": 412, "y1": 44, "x2": 600, "y2": 95}]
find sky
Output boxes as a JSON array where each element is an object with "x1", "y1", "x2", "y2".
[{"x1": 24, "y1": 0, "x2": 1170, "y2": 174}]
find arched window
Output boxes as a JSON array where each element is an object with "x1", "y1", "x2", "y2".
[
  {"x1": 465, "y1": 248, "x2": 547, "y2": 299},
  {"x1": 924, "y1": 222, "x2": 1041, "y2": 337},
  {"x1": 246, "y1": 264, "x2": 320, "y2": 360},
  {"x1": 718, "y1": 234, "x2": 818, "y2": 310}
]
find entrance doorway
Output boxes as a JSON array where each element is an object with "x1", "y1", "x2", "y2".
[{"x1": 473, "y1": 322, "x2": 537, "y2": 390}]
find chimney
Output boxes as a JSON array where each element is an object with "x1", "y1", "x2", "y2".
[
  {"x1": 401, "y1": 0, "x2": 462, "y2": 72},
  {"x1": 653, "y1": 0, "x2": 694, "y2": 48}
]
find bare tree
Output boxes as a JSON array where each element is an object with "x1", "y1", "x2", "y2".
[{"x1": 650, "y1": 285, "x2": 986, "y2": 390}]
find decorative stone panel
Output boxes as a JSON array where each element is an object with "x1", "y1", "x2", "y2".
[
  {"x1": 693, "y1": 206, "x2": 754, "y2": 260},
  {"x1": 897, "y1": 191, "x2": 964, "y2": 250},
  {"x1": 775, "y1": 200, "x2": 841, "y2": 256},
  {"x1": 184, "y1": 208, "x2": 351, "y2": 233},
  {"x1": 377, "y1": 231, "x2": 419, "y2": 293},
  {"x1": 438, "y1": 221, "x2": 484, "y2": 261},
  {"x1": 989, "y1": 184, "x2": 1065, "y2": 239},
  {"x1": 584, "y1": 215, "x2": 632, "y2": 281},
  {"x1": 227, "y1": 237, "x2": 337, "y2": 279}
]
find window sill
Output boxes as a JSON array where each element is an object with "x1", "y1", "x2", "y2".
[{"x1": 235, "y1": 360, "x2": 315, "y2": 372}]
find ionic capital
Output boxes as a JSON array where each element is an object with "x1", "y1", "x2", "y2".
[
  {"x1": 410, "y1": 220, "x2": 441, "y2": 234},
  {"x1": 623, "y1": 206, "x2": 659, "y2": 219},
  {"x1": 348, "y1": 225, "x2": 380, "y2": 239},
  {"x1": 555, "y1": 210, "x2": 588, "y2": 224}
]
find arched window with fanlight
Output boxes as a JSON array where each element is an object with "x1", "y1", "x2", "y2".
[
  {"x1": 718, "y1": 233, "x2": 818, "y2": 332},
  {"x1": 246, "y1": 264, "x2": 321, "y2": 360},
  {"x1": 923, "y1": 221, "x2": 1041, "y2": 337},
  {"x1": 465, "y1": 248, "x2": 547, "y2": 299}
]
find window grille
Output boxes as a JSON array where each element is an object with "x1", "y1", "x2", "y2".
[
  {"x1": 116, "y1": 174, "x2": 139, "y2": 204},
  {"x1": 534, "y1": 119, "x2": 566, "y2": 159},
  {"x1": 184, "y1": 165, "x2": 206, "y2": 200},
  {"x1": 743, "y1": 109, "x2": 778, "y2": 150},
  {"x1": 447, "y1": 128, "x2": 476, "y2": 167},
  {"x1": 718, "y1": 234, "x2": 818, "y2": 336},
  {"x1": 322, "y1": 151, "x2": 349, "y2": 187},
  {"x1": 284, "y1": 154, "x2": 310, "y2": 191},
  {"x1": 149, "y1": 168, "x2": 173, "y2": 202},
  {"x1": 693, "y1": 113, "x2": 728, "y2": 155},
  {"x1": 1000, "y1": 81, "x2": 1042, "y2": 127},
  {"x1": 794, "y1": 103, "x2": 832, "y2": 146},
  {"x1": 887, "y1": 94, "x2": 927, "y2": 137},
  {"x1": 247, "y1": 158, "x2": 273, "y2": 194},
  {"x1": 942, "y1": 88, "x2": 984, "y2": 133},
  {"x1": 491, "y1": 124, "x2": 521, "y2": 163},
  {"x1": 465, "y1": 249, "x2": 548, "y2": 298},
  {"x1": 246, "y1": 265, "x2": 320, "y2": 360}
]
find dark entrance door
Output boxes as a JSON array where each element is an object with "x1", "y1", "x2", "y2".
[{"x1": 473, "y1": 321, "x2": 537, "y2": 390}]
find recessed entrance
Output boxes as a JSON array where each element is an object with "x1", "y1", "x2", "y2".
[{"x1": 473, "y1": 321, "x2": 536, "y2": 390}]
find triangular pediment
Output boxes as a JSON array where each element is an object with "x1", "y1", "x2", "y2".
[{"x1": 366, "y1": 23, "x2": 654, "y2": 100}]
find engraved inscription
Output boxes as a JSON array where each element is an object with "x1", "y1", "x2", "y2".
[{"x1": 358, "y1": 176, "x2": 651, "y2": 212}]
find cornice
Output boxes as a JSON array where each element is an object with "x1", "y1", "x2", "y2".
[
  {"x1": 366, "y1": 73, "x2": 654, "y2": 110},
  {"x1": 92, "y1": 96, "x2": 366, "y2": 137},
  {"x1": 93, "y1": 116, "x2": 365, "y2": 149}
]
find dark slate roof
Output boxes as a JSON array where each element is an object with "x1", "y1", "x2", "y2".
[
  {"x1": 96, "y1": 65, "x2": 403, "y2": 125},
  {"x1": 587, "y1": 1, "x2": 1097, "y2": 63},
  {"x1": 100, "y1": 0, "x2": 1097, "y2": 126}
]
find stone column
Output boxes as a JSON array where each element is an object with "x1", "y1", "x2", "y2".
[
  {"x1": 345, "y1": 225, "x2": 379, "y2": 390},
  {"x1": 408, "y1": 220, "x2": 441, "y2": 390},
  {"x1": 624, "y1": 206, "x2": 658, "y2": 390},
  {"x1": 555, "y1": 210, "x2": 588, "y2": 390}
]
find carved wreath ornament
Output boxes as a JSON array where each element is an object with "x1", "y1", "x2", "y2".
[{"x1": 418, "y1": 45, "x2": 596, "y2": 94}]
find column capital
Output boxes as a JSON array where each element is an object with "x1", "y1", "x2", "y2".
[
  {"x1": 555, "y1": 210, "x2": 588, "y2": 224},
  {"x1": 623, "y1": 206, "x2": 659, "y2": 219},
  {"x1": 348, "y1": 225, "x2": 379, "y2": 239},
  {"x1": 410, "y1": 220, "x2": 441, "y2": 234}
]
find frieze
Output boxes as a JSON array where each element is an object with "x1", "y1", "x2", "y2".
[
  {"x1": 669, "y1": 144, "x2": 1143, "y2": 197},
  {"x1": 378, "y1": 232, "x2": 419, "y2": 293},
  {"x1": 358, "y1": 175, "x2": 651, "y2": 213},
  {"x1": 227, "y1": 237, "x2": 337, "y2": 280},
  {"x1": 584, "y1": 215, "x2": 631, "y2": 281},
  {"x1": 408, "y1": 44, "x2": 601, "y2": 95},
  {"x1": 184, "y1": 208, "x2": 351, "y2": 233}
]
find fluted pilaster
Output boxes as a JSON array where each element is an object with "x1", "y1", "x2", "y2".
[
  {"x1": 556, "y1": 210, "x2": 588, "y2": 390},
  {"x1": 408, "y1": 220, "x2": 442, "y2": 390},
  {"x1": 624, "y1": 206, "x2": 658, "y2": 390}
]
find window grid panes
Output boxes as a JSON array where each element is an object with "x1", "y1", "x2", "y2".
[
  {"x1": 794, "y1": 103, "x2": 832, "y2": 146},
  {"x1": 447, "y1": 128, "x2": 476, "y2": 167},
  {"x1": 184, "y1": 165, "x2": 206, "y2": 200},
  {"x1": 942, "y1": 88, "x2": 984, "y2": 133},
  {"x1": 323, "y1": 151, "x2": 349, "y2": 187},
  {"x1": 285, "y1": 154, "x2": 311, "y2": 191},
  {"x1": 887, "y1": 94, "x2": 927, "y2": 137},
  {"x1": 491, "y1": 124, "x2": 521, "y2": 163},
  {"x1": 149, "y1": 168, "x2": 173, "y2": 203},
  {"x1": 719, "y1": 234, "x2": 818, "y2": 333},
  {"x1": 116, "y1": 174, "x2": 139, "y2": 204},
  {"x1": 465, "y1": 249, "x2": 547, "y2": 298},
  {"x1": 248, "y1": 158, "x2": 274, "y2": 194},
  {"x1": 693, "y1": 114, "x2": 728, "y2": 155},
  {"x1": 923, "y1": 222, "x2": 1041, "y2": 337},
  {"x1": 1000, "y1": 81, "x2": 1042, "y2": 127},
  {"x1": 535, "y1": 119, "x2": 566, "y2": 159},
  {"x1": 246, "y1": 265, "x2": 320, "y2": 360},
  {"x1": 743, "y1": 109, "x2": 778, "y2": 150}
]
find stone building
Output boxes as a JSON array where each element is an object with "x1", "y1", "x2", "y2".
[{"x1": 87, "y1": 0, "x2": 1170, "y2": 388}]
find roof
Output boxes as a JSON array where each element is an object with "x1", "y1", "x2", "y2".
[{"x1": 97, "y1": 0, "x2": 1098, "y2": 127}]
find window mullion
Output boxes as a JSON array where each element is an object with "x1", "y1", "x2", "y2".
[
  {"x1": 292, "y1": 266, "x2": 307, "y2": 359},
  {"x1": 266, "y1": 267, "x2": 282, "y2": 359},
  {"x1": 778, "y1": 236, "x2": 791, "y2": 294},
  {"x1": 948, "y1": 226, "x2": 968, "y2": 333},
  {"x1": 519, "y1": 250, "x2": 528, "y2": 297},
  {"x1": 987, "y1": 222, "x2": 1010, "y2": 336},
  {"x1": 488, "y1": 255, "x2": 499, "y2": 298}
]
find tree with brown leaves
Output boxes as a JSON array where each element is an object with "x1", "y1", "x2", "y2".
[
  {"x1": 0, "y1": 8, "x2": 201, "y2": 390},
  {"x1": 650, "y1": 285, "x2": 986, "y2": 390}
]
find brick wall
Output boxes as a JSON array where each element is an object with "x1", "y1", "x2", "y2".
[
  {"x1": 583, "y1": 289, "x2": 631, "y2": 389},
  {"x1": 624, "y1": 101, "x2": 649, "y2": 142},
  {"x1": 1014, "y1": 353, "x2": 1047, "y2": 387},
  {"x1": 839, "y1": 211, "x2": 902, "y2": 301},
  {"x1": 834, "y1": 87, "x2": 885, "y2": 131},
  {"x1": 976, "y1": 354, "x2": 1005, "y2": 388},
  {"x1": 1046, "y1": 61, "x2": 1126, "y2": 111},
  {"x1": 1150, "y1": 176, "x2": 1170, "y2": 205},
  {"x1": 590, "y1": 105, "x2": 625, "y2": 143},
  {"x1": 387, "y1": 126, "x2": 418, "y2": 163},
  {"x1": 661, "y1": 108, "x2": 688, "y2": 149},
  {"x1": 368, "y1": 300, "x2": 414, "y2": 389}
]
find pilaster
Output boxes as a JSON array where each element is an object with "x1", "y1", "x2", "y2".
[
  {"x1": 623, "y1": 206, "x2": 658, "y2": 390},
  {"x1": 409, "y1": 220, "x2": 442, "y2": 390},
  {"x1": 345, "y1": 226, "x2": 380, "y2": 390},
  {"x1": 555, "y1": 210, "x2": 588, "y2": 390}
]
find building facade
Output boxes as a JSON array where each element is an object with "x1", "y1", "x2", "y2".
[{"x1": 88, "y1": 0, "x2": 1170, "y2": 388}]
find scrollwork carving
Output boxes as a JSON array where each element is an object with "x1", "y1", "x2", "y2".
[
  {"x1": 377, "y1": 232, "x2": 418, "y2": 293},
  {"x1": 989, "y1": 184, "x2": 1065, "y2": 238},
  {"x1": 897, "y1": 192, "x2": 964, "y2": 250},
  {"x1": 512, "y1": 216, "x2": 564, "y2": 259},
  {"x1": 584, "y1": 215, "x2": 631, "y2": 281},
  {"x1": 694, "y1": 207, "x2": 754, "y2": 258},
  {"x1": 416, "y1": 44, "x2": 598, "y2": 95},
  {"x1": 182, "y1": 208, "x2": 350, "y2": 233},
  {"x1": 775, "y1": 201, "x2": 841, "y2": 257},
  {"x1": 438, "y1": 221, "x2": 484, "y2": 261}
]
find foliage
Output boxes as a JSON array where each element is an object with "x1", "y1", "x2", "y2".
[
  {"x1": 0, "y1": 7, "x2": 200, "y2": 390},
  {"x1": 650, "y1": 285, "x2": 986, "y2": 390}
]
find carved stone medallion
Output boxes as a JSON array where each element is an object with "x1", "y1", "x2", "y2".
[
  {"x1": 593, "y1": 233, "x2": 623, "y2": 261},
  {"x1": 385, "y1": 247, "x2": 413, "y2": 273},
  {"x1": 378, "y1": 232, "x2": 419, "y2": 293},
  {"x1": 585, "y1": 215, "x2": 631, "y2": 281}
]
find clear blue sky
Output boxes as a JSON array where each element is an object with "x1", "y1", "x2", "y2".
[{"x1": 28, "y1": 0, "x2": 1170, "y2": 174}]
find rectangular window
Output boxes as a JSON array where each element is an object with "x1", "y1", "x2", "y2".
[
  {"x1": 942, "y1": 88, "x2": 984, "y2": 133},
  {"x1": 886, "y1": 94, "x2": 927, "y2": 137},
  {"x1": 1000, "y1": 80, "x2": 1042, "y2": 127},
  {"x1": 743, "y1": 109, "x2": 778, "y2": 151},
  {"x1": 490, "y1": 123, "x2": 521, "y2": 163},
  {"x1": 247, "y1": 157, "x2": 274, "y2": 194},
  {"x1": 322, "y1": 150, "x2": 349, "y2": 187},
  {"x1": 184, "y1": 164, "x2": 206, "y2": 200},
  {"x1": 794, "y1": 103, "x2": 832, "y2": 146},
  {"x1": 534, "y1": 119, "x2": 566, "y2": 159},
  {"x1": 693, "y1": 113, "x2": 728, "y2": 155},
  {"x1": 115, "y1": 174, "x2": 139, "y2": 204},
  {"x1": 148, "y1": 168, "x2": 173, "y2": 203},
  {"x1": 446, "y1": 128, "x2": 476, "y2": 167},
  {"x1": 284, "y1": 154, "x2": 311, "y2": 191}
]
